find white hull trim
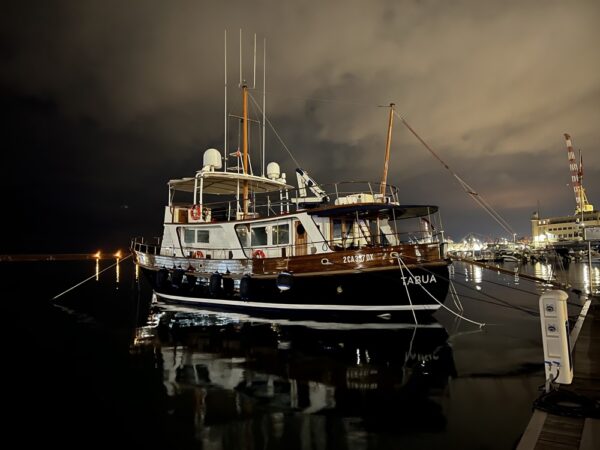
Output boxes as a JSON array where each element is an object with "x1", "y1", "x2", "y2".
[
  {"x1": 156, "y1": 305, "x2": 444, "y2": 329},
  {"x1": 155, "y1": 292, "x2": 441, "y2": 311}
]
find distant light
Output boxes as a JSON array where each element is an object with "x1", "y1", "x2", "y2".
[
  {"x1": 114, "y1": 250, "x2": 122, "y2": 258},
  {"x1": 94, "y1": 251, "x2": 101, "y2": 259}
]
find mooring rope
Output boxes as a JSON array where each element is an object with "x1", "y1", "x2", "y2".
[
  {"x1": 395, "y1": 257, "x2": 419, "y2": 325},
  {"x1": 396, "y1": 255, "x2": 485, "y2": 327},
  {"x1": 449, "y1": 280, "x2": 464, "y2": 313},
  {"x1": 51, "y1": 253, "x2": 132, "y2": 301},
  {"x1": 408, "y1": 259, "x2": 544, "y2": 316}
]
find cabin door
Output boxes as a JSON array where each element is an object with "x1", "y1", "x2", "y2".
[{"x1": 294, "y1": 221, "x2": 307, "y2": 256}]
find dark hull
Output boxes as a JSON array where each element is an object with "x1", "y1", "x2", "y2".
[{"x1": 140, "y1": 262, "x2": 450, "y2": 321}]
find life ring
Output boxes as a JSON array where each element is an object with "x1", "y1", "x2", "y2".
[
  {"x1": 252, "y1": 249, "x2": 266, "y2": 259},
  {"x1": 194, "y1": 250, "x2": 204, "y2": 258},
  {"x1": 190, "y1": 204, "x2": 202, "y2": 220}
]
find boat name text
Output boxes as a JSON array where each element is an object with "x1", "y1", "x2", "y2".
[{"x1": 401, "y1": 274, "x2": 437, "y2": 285}]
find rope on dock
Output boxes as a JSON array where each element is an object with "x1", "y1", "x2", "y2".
[
  {"x1": 533, "y1": 389, "x2": 600, "y2": 419},
  {"x1": 51, "y1": 253, "x2": 132, "y2": 301}
]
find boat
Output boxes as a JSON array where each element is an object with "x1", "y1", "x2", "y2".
[
  {"x1": 500, "y1": 252, "x2": 520, "y2": 263},
  {"x1": 131, "y1": 44, "x2": 450, "y2": 321}
]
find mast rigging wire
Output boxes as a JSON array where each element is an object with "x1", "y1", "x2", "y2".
[
  {"x1": 245, "y1": 85, "x2": 517, "y2": 238},
  {"x1": 394, "y1": 111, "x2": 516, "y2": 237},
  {"x1": 248, "y1": 92, "x2": 302, "y2": 168}
]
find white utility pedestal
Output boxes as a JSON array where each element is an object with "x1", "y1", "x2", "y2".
[{"x1": 539, "y1": 290, "x2": 573, "y2": 385}]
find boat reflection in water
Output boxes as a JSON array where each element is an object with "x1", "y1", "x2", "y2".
[{"x1": 132, "y1": 305, "x2": 456, "y2": 448}]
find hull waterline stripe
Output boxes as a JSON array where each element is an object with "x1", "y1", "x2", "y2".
[{"x1": 155, "y1": 292, "x2": 441, "y2": 311}]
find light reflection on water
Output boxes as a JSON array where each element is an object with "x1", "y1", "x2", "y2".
[
  {"x1": 463, "y1": 263, "x2": 483, "y2": 286},
  {"x1": 522, "y1": 260, "x2": 600, "y2": 295},
  {"x1": 128, "y1": 257, "x2": 584, "y2": 450},
  {"x1": 133, "y1": 307, "x2": 458, "y2": 448},
  {"x1": 5, "y1": 259, "x2": 594, "y2": 449}
]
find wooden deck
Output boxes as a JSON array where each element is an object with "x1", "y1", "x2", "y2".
[{"x1": 517, "y1": 296, "x2": 600, "y2": 450}]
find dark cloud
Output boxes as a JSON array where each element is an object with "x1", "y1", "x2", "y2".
[{"x1": 2, "y1": 0, "x2": 599, "y2": 251}]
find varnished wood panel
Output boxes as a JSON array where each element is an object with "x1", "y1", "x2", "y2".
[{"x1": 252, "y1": 243, "x2": 444, "y2": 276}]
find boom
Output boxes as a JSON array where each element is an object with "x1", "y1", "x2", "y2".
[{"x1": 564, "y1": 133, "x2": 593, "y2": 214}]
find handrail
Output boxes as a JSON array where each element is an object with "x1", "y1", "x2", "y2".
[{"x1": 167, "y1": 180, "x2": 422, "y2": 223}]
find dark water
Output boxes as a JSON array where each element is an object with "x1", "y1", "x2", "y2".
[{"x1": 1, "y1": 258, "x2": 594, "y2": 449}]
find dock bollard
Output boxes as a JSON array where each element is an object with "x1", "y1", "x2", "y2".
[{"x1": 539, "y1": 290, "x2": 573, "y2": 388}]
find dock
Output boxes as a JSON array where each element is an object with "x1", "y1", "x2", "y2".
[{"x1": 517, "y1": 297, "x2": 600, "y2": 449}]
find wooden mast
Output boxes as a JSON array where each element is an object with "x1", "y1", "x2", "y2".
[
  {"x1": 380, "y1": 103, "x2": 395, "y2": 196},
  {"x1": 242, "y1": 84, "x2": 249, "y2": 217}
]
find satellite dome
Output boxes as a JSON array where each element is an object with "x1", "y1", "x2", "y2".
[
  {"x1": 266, "y1": 162, "x2": 281, "y2": 180},
  {"x1": 203, "y1": 148, "x2": 222, "y2": 170}
]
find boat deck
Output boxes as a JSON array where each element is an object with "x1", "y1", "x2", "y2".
[{"x1": 517, "y1": 297, "x2": 600, "y2": 450}]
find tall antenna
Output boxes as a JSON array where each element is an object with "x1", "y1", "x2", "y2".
[
  {"x1": 253, "y1": 34, "x2": 257, "y2": 89},
  {"x1": 242, "y1": 84, "x2": 249, "y2": 216},
  {"x1": 224, "y1": 30, "x2": 228, "y2": 172},
  {"x1": 262, "y1": 38, "x2": 266, "y2": 177},
  {"x1": 239, "y1": 29, "x2": 243, "y2": 86}
]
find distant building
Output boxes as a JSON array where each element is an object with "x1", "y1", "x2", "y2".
[
  {"x1": 530, "y1": 134, "x2": 600, "y2": 247},
  {"x1": 530, "y1": 210, "x2": 600, "y2": 247}
]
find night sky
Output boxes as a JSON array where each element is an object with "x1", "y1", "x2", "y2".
[{"x1": 2, "y1": 0, "x2": 599, "y2": 253}]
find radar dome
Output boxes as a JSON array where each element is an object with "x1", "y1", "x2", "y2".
[
  {"x1": 203, "y1": 148, "x2": 222, "y2": 170},
  {"x1": 266, "y1": 162, "x2": 281, "y2": 180}
]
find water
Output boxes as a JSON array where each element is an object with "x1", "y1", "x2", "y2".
[{"x1": 2, "y1": 258, "x2": 595, "y2": 449}]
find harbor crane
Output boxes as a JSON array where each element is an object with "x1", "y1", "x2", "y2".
[{"x1": 564, "y1": 133, "x2": 594, "y2": 215}]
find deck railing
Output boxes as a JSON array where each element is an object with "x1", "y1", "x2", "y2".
[{"x1": 167, "y1": 180, "x2": 404, "y2": 223}]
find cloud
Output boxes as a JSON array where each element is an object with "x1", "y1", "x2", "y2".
[{"x1": 1, "y1": 0, "x2": 599, "y2": 245}]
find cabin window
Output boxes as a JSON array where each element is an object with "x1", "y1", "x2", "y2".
[
  {"x1": 331, "y1": 219, "x2": 354, "y2": 242},
  {"x1": 196, "y1": 230, "x2": 210, "y2": 243},
  {"x1": 332, "y1": 220, "x2": 343, "y2": 240},
  {"x1": 251, "y1": 226, "x2": 268, "y2": 246},
  {"x1": 183, "y1": 228, "x2": 195, "y2": 243},
  {"x1": 272, "y1": 224, "x2": 290, "y2": 245},
  {"x1": 381, "y1": 232, "x2": 391, "y2": 245}
]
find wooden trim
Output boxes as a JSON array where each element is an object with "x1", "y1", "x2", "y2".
[{"x1": 253, "y1": 243, "x2": 444, "y2": 275}]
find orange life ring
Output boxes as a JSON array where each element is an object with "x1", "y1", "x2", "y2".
[
  {"x1": 194, "y1": 250, "x2": 204, "y2": 259},
  {"x1": 190, "y1": 205, "x2": 202, "y2": 220},
  {"x1": 252, "y1": 249, "x2": 266, "y2": 259}
]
